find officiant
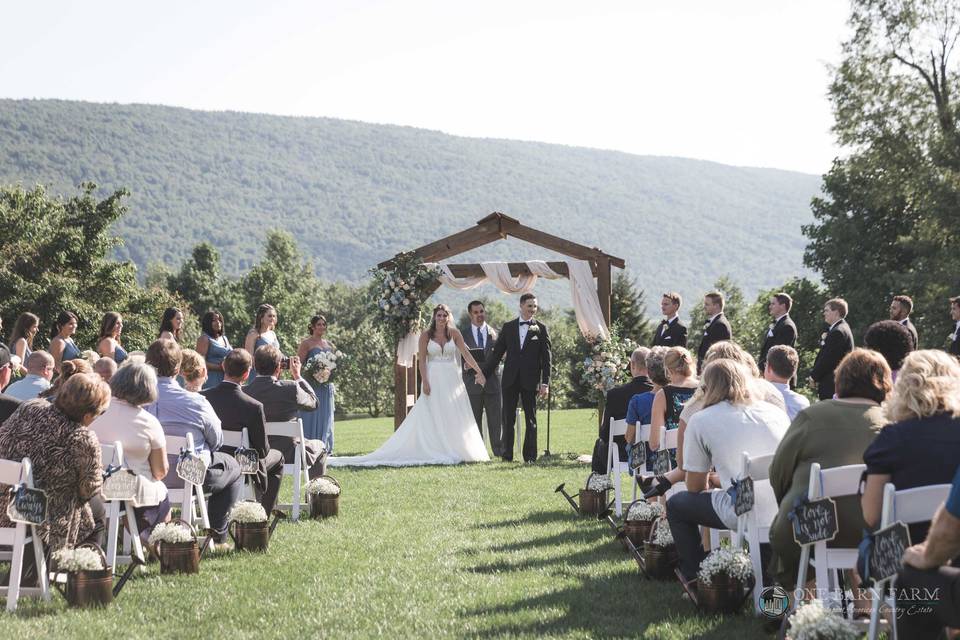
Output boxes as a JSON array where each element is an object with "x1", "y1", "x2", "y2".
[{"x1": 462, "y1": 301, "x2": 503, "y2": 457}]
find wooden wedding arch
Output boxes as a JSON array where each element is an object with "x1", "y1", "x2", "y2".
[{"x1": 379, "y1": 212, "x2": 625, "y2": 428}]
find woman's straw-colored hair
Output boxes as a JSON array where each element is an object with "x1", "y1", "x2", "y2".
[
  {"x1": 885, "y1": 350, "x2": 960, "y2": 422},
  {"x1": 699, "y1": 360, "x2": 754, "y2": 409},
  {"x1": 702, "y1": 340, "x2": 760, "y2": 378},
  {"x1": 663, "y1": 347, "x2": 695, "y2": 378},
  {"x1": 180, "y1": 348, "x2": 206, "y2": 383}
]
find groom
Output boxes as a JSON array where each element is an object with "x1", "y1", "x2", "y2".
[{"x1": 483, "y1": 293, "x2": 552, "y2": 462}]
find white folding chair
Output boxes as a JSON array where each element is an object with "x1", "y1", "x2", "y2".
[
  {"x1": 630, "y1": 424, "x2": 653, "y2": 502},
  {"x1": 734, "y1": 451, "x2": 775, "y2": 615},
  {"x1": 661, "y1": 427, "x2": 687, "y2": 498},
  {"x1": 607, "y1": 417, "x2": 630, "y2": 516},
  {"x1": 99, "y1": 441, "x2": 146, "y2": 574},
  {"x1": 164, "y1": 432, "x2": 211, "y2": 531},
  {"x1": 868, "y1": 482, "x2": 952, "y2": 640},
  {"x1": 220, "y1": 428, "x2": 256, "y2": 501},
  {"x1": 0, "y1": 457, "x2": 51, "y2": 612},
  {"x1": 265, "y1": 419, "x2": 310, "y2": 521}
]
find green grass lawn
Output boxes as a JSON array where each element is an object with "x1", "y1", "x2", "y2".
[{"x1": 4, "y1": 409, "x2": 774, "y2": 639}]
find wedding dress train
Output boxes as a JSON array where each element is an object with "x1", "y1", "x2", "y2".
[{"x1": 327, "y1": 339, "x2": 490, "y2": 467}]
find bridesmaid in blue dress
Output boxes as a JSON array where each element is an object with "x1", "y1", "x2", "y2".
[
  {"x1": 197, "y1": 310, "x2": 231, "y2": 390},
  {"x1": 244, "y1": 304, "x2": 282, "y2": 383},
  {"x1": 96, "y1": 312, "x2": 128, "y2": 365},
  {"x1": 49, "y1": 311, "x2": 81, "y2": 374},
  {"x1": 297, "y1": 314, "x2": 336, "y2": 453},
  {"x1": 158, "y1": 307, "x2": 184, "y2": 342},
  {"x1": 9, "y1": 312, "x2": 40, "y2": 376}
]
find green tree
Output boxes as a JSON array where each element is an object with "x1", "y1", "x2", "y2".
[
  {"x1": 611, "y1": 272, "x2": 654, "y2": 345},
  {"x1": 334, "y1": 320, "x2": 395, "y2": 417},
  {"x1": 0, "y1": 183, "x2": 178, "y2": 352},
  {"x1": 167, "y1": 242, "x2": 246, "y2": 345},
  {"x1": 805, "y1": 0, "x2": 960, "y2": 346}
]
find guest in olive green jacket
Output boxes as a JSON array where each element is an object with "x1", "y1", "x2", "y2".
[{"x1": 767, "y1": 349, "x2": 891, "y2": 588}]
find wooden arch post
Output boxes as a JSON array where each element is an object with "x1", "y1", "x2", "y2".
[{"x1": 382, "y1": 212, "x2": 623, "y2": 429}]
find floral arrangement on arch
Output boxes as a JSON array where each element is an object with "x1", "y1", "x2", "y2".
[
  {"x1": 370, "y1": 252, "x2": 441, "y2": 345},
  {"x1": 580, "y1": 327, "x2": 637, "y2": 403}
]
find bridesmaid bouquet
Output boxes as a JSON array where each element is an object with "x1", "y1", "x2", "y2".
[{"x1": 303, "y1": 349, "x2": 344, "y2": 384}]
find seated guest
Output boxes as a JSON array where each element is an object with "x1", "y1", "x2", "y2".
[
  {"x1": 40, "y1": 358, "x2": 92, "y2": 400},
  {"x1": 762, "y1": 345, "x2": 810, "y2": 420},
  {"x1": 93, "y1": 356, "x2": 117, "y2": 383},
  {"x1": 768, "y1": 349, "x2": 890, "y2": 588},
  {"x1": 0, "y1": 374, "x2": 110, "y2": 555},
  {"x1": 90, "y1": 361, "x2": 170, "y2": 542},
  {"x1": 96, "y1": 312, "x2": 128, "y2": 365},
  {"x1": 4, "y1": 351, "x2": 54, "y2": 401},
  {"x1": 0, "y1": 343, "x2": 21, "y2": 423},
  {"x1": 861, "y1": 349, "x2": 960, "y2": 543},
  {"x1": 592, "y1": 347, "x2": 653, "y2": 474},
  {"x1": 179, "y1": 349, "x2": 207, "y2": 392},
  {"x1": 203, "y1": 349, "x2": 285, "y2": 514},
  {"x1": 144, "y1": 339, "x2": 242, "y2": 546},
  {"x1": 896, "y1": 463, "x2": 960, "y2": 639},
  {"x1": 244, "y1": 345, "x2": 327, "y2": 478},
  {"x1": 863, "y1": 319, "x2": 914, "y2": 381},
  {"x1": 624, "y1": 346, "x2": 669, "y2": 452},
  {"x1": 647, "y1": 347, "x2": 698, "y2": 456},
  {"x1": 666, "y1": 360, "x2": 789, "y2": 584}
]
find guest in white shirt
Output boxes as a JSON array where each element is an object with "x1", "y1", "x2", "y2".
[
  {"x1": 762, "y1": 345, "x2": 810, "y2": 420},
  {"x1": 3, "y1": 351, "x2": 54, "y2": 401},
  {"x1": 91, "y1": 361, "x2": 170, "y2": 541},
  {"x1": 666, "y1": 359, "x2": 790, "y2": 583}
]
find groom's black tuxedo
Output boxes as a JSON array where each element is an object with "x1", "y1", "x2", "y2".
[{"x1": 483, "y1": 318, "x2": 552, "y2": 462}]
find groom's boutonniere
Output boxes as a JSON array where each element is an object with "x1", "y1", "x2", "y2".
[{"x1": 527, "y1": 323, "x2": 540, "y2": 334}]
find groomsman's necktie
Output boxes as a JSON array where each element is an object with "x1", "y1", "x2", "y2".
[{"x1": 477, "y1": 327, "x2": 484, "y2": 349}]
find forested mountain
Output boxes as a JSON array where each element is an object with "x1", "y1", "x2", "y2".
[{"x1": 0, "y1": 99, "x2": 821, "y2": 301}]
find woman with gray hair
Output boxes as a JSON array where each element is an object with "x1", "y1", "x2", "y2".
[{"x1": 90, "y1": 360, "x2": 170, "y2": 540}]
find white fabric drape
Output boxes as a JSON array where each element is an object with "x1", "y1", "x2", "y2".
[{"x1": 396, "y1": 259, "x2": 609, "y2": 365}]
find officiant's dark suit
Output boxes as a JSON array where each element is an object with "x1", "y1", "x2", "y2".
[
  {"x1": 483, "y1": 318, "x2": 551, "y2": 462},
  {"x1": 696, "y1": 313, "x2": 732, "y2": 374},
  {"x1": 810, "y1": 319, "x2": 854, "y2": 400},
  {"x1": 202, "y1": 381, "x2": 285, "y2": 514},
  {"x1": 651, "y1": 318, "x2": 687, "y2": 348},
  {"x1": 758, "y1": 314, "x2": 798, "y2": 372},
  {"x1": 462, "y1": 323, "x2": 503, "y2": 457}
]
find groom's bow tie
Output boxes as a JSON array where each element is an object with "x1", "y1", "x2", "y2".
[{"x1": 519, "y1": 320, "x2": 534, "y2": 326}]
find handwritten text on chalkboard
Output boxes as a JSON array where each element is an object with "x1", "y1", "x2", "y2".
[
  {"x1": 869, "y1": 521, "x2": 912, "y2": 582},
  {"x1": 7, "y1": 485, "x2": 47, "y2": 525},
  {"x1": 790, "y1": 497, "x2": 839, "y2": 545}
]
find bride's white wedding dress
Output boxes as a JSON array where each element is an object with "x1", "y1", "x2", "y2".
[{"x1": 327, "y1": 339, "x2": 490, "y2": 467}]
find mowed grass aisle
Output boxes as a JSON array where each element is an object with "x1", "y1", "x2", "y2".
[{"x1": 6, "y1": 409, "x2": 771, "y2": 639}]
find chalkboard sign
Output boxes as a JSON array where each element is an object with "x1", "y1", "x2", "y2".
[
  {"x1": 102, "y1": 469, "x2": 139, "y2": 501},
  {"x1": 628, "y1": 443, "x2": 644, "y2": 473},
  {"x1": 652, "y1": 449, "x2": 672, "y2": 476},
  {"x1": 235, "y1": 448, "x2": 259, "y2": 475},
  {"x1": 790, "y1": 497, "x2": 839, "y2": 545},
  {"x1": 733, "y1": 476, "x2": 755, "y2": 517},
  {"x1": 176, "y1": 453, "x2": 208, "y2": 486},
  {"x1": 7, "y1": 485, "x2": 47, "y2": 525},
  {"x1": 869, "y1": 521, "x2": 912, "y2": 582}
]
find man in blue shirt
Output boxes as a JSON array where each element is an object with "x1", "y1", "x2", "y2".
[
  {"x1": 896, "y1": 463, "x2": 960, "y2": 639},
  {"x1": 3, "y1": 351, "x2": 53, "y2": 401},
  {"x1": 145, "y1": 339, "x2": 243, "y2": 546},
  {"x1": 762, "y1": 345, "x2": 809, "y2": 420}
]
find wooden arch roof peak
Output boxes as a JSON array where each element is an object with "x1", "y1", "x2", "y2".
[{"x1": 378, "y1": 211, "x2": 625, "y2": 270}]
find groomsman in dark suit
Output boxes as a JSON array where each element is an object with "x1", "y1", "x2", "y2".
[
  {"x1": 949, "y1": 296, "x2": 960, "y2": 357},
  {"x1": 462, "y1": 301, "x2": 503, "y2": 457},
  {"x1": 889, "y1": 294, "x2": 919, "y2": 349},
  {"x1": 483, "y1": 293, "x2": 552, "y2": 463},
  {"x1": 651, "y1": 292, "x2": 687, "y2": 347},
  {"x1": 809, "y1": 298, "x2": 855, "y2": 400},
  {"x1": 696, "y1": 292, "x2": 732, "y2": 373},
  {"x1": 758, "y1": 292, "x2": 798, "y2": 372}
]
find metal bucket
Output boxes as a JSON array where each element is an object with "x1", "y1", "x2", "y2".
[
  {"x1": 63, "y1": 568, "x2": 113, "y2": 608},
  {"x1": 309, "y1": 493, "x2": 339, "y2": 518},
  {"x1": 643, "y1": 543, "x2": 679, "y2": 579},
  {"x1": 624, "y1": 519, "x2": 654, "y2": 547},
  {"x1": 230, "y1": 520, "x2": 270, "y2": 552},
  {"x1": 578, "y1": 489, "x2": 607, "y2": 515},
  {"x1": 698, "y1": 575, "x2": 754, "y2": 614}
]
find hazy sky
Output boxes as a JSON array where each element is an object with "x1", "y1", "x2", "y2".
[{"x1": 2, "y1": 1, "x2": 849, "y2": 174}]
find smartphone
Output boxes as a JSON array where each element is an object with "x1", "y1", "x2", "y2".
[{"x1": 280, "y1": 357, "x2": 291, "y2": 370}]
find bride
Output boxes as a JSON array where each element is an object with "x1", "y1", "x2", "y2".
[{"x1": 327, "y1": 304, "x2": 491, "y2": 467}]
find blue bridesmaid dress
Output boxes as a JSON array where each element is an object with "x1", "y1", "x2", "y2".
[
  {"x1": 247, "y1": 332, "x2": 281, "y2": 385},
  {"x1": 202, "y1": 334, "x2": 231, "y2": 390},
  {"x1": 62, "y1": 338, "x2": 81, "y2": 361},
  {"x1": 300, "y1": 346, "x2": 335, "y2": 453},
  {"x1": 113, "y1": 343, "x2": 128, "y2": 365}
]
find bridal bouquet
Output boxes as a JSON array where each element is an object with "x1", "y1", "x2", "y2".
[
  {"x1": 303, "y1": 349, "x2": 344, "y2": 384},
  {"x1": 786, "y1": 600, "x2": 859, "y2": 640},
  {"x1": 370, "y1": 252, "x2": 441, "y2": 344},
  {"x1": 581, "y1": 331, "x2": 637, "y2": 403}
]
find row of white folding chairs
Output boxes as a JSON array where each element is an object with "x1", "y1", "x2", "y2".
[
  {"x1": 99, "y1": 441, "x2": 147, "y2": 575},
  {"x1": 0, "y1": 457, "x2": 51, "y2": 612},
  {"x1": 608, "y1": 418, "x2": 685, "y2": 516}
]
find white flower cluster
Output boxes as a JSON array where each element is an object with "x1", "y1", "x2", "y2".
[
  {"x1": 148, "y1": 522, "x2": 195, "y2": 545},
  {"x1": 229, "y1": 501, "x2": 268, "y2": 523},
  {"x1": 586, "y1": 473, "x2": 611, "y2": 491},
  {"x1": 626, "y1": 500, "x2": 664, "y2": 522},
  {"x1": 582, "y1": 346, "x2": 628, "y2": 393},
  {"x1": 649, "y1": 523, "x2": 674, "y2": 548},
  {"x1": 378, "y1": 276, "x2": 419, "y2": 319},
  {"x1": 697, "y1": 548, "x2": 754, "y2": 586},
  {"x1": 787, "y1": 600, "x2": 860, "y2": 640},
  {"x1": 303, "y1": 349, "x2": 344, "y2": 384},
  {"x1": 52, "y1": 547, "x2": 105, "y2": 572},
  {"x1": 306, "y1": 477, "x2": 341, "y2": 496}
]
